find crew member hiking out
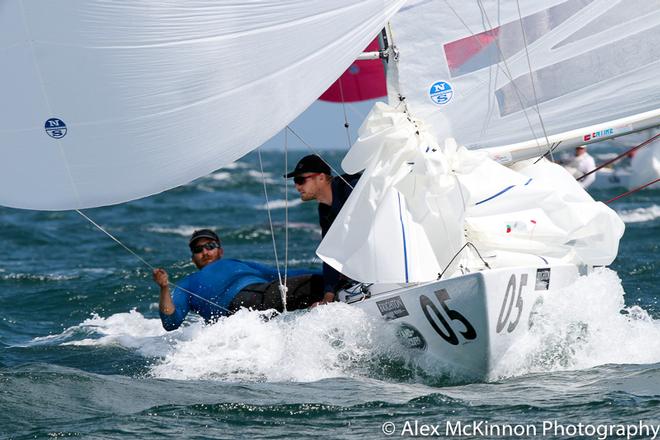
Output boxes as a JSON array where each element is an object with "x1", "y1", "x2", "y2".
[{"x1": 152, "y1": 229, "x2": 323, "y2": 331}]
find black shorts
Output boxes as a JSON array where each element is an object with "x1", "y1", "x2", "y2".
[{"x1": 228, "y1": 274, "x2": 324, "y2": 314}]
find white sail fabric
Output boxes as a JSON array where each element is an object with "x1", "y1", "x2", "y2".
[
  {"x1": 0, "y1": 0, "x2": 405, "y2": 210},
  {"x1": 318, "y1": 104, "x2": 624, "y2": 283},
  {"x1": 317, "y1": 103, "x2": 466, "y2": 283},
  {"x1": 463, "y1": 158, "x2": 624, "y2": 266},
  {"x1": 390, "y1": 0, "x2": 660, "y2": 151}
]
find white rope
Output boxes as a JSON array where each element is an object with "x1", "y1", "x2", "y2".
[
  {"x1": 285, "y1": 125, "x2": 355, "y2": 190},
  {"x1": 283, "y1": 130, "x2": 290, "y2": 310},
  {"x1": 337, "y1": 77, "x2": 354, "y2": 149},
  {"x1": 257, "y1": 149, "x2": 286, "y2": 304},
  {"x1": 75, "y1": 209, "x2": 231, "y2": 313},
  {"x1": 515, "y1": 0, "x2": 553, "y2": 162},
  {"x1": 448, "y1": 0, "x2": 546, "y2": 156}
]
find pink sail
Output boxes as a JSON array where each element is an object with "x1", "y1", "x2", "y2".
[{"x1": 319, "y1": 37, "x2": 386, "y2": 103}]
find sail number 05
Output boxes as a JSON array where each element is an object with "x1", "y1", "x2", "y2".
[
  {"x1": 419, "y1": 289, "x2": 477, "y2": 345},
  {"x1": 496, "y1": 273, "x2": 529, "y2": 334}
]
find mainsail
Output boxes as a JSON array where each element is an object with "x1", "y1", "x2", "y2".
[
  {"x1": 0, "y1": 0, "x2": 405, "y2": 210},
  {"x1": 389, "y1": 0, "x2": 660, "y2": 151},
  {"x1": 316, "y1": 0, "x2": 647, "y2": 282}
]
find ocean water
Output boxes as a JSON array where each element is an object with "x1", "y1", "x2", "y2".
[{"x1": 1, "y1": 150, "x2": 659, "y2": 439}]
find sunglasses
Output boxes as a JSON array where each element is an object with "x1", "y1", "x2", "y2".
[
  {"x1": 293, "y1": 173, "x2": 320, "y2": 185},
  {"x1": 191, "y1": 241, "x2": 221, "y2": 254}
]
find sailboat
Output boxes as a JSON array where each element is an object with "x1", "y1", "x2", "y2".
[{"x1": 1, "y1": 1, "x2": 658, "y2": 379}]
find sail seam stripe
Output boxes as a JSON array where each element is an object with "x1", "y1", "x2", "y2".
[
  {"x1": 475, "y1": 185, "x2": 515, "y2": 205},
  {"x1": 397, "y1": 192, "x2": 409, "y2": 283},
  {"x1": 38, "y1": 1, "x2": 393, "y2": 50}
]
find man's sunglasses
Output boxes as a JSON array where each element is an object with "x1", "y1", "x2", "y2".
[
  {"x1": 191, "y1": 241, "x2": 221, "y2": 254},
  {"x1": 293, "y1": 173, "x2": 320, "y2": 185}
]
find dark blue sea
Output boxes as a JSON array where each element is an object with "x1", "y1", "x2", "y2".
[{"x1": 1, "y1": 150, "x2": 659, "y2": 439}]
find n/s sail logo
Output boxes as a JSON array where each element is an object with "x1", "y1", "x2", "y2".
[
  {"x1": 44, "y1": 118, "x2": 67, "y2": 139},
  {"x1": 429, "y1": 81, "x2": 453, "y2": 105}
]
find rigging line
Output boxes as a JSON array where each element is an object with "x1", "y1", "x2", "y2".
[
  {"x1": 283, "y1": 129, "x2": 289, "y2": 307},
  {"x1": 605, "y1": 178, "x2": 659, "y2": 204},
  {"x1": 474, "y1": 0, "x2": 542, "y2": 147},
  {"x1": 257, "y1": 149, "x2": 284, "y2": 289},
  {"x1": 479, "y1": 0, "x2": 497, "y2": 138},
  {"x1": 285, "y1": 125, "x2": 355, "y2": 190},
  {"x1": 74, "y1": 209, "x2": 231, "y2": 313},
  {"x1": 451, "y1": 0, "x2": 543, "y2": 147},
  {"x1": 337, "y1": 76, "x2": 353, "y2": 149},
  {"x1": 577, "y1": 133, "x2": 660, "y2": 181},
  {"x1": 438, "y1": 241, "x2": 490, "y2": 280},
  {"x1": 515, "y1": 0, "x2": 553, "y2": 162},
  {"x1": 533, "y1": 140, "x2": 562, "y2": 164}
]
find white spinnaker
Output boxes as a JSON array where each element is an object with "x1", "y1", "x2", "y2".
[
  {"x1": 390, "y1": 0, "x2": 660, "y2": 151},
  {"x1": 0, "y1": 0, "x2": 405, "y2": 210}
]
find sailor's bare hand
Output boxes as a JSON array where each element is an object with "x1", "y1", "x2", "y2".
[
  {"x1": 152, "y1": 268, "x2": 169, "y2": 288},
  {"x1": 310, "y1": 292, "x2": 336, "y2": 308}
]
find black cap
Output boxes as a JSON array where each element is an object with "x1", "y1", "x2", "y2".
[
  {"x1": 284, "y1": 155, "x2": 332, "y2": 178},
  {"x1": 189, "y1": 229, "x2": 220, "y2": 249}
]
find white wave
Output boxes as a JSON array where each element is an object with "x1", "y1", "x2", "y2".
[
  {"x1": 219, "y1": 162, "x2": 248, "y2": 170},
  {"x1": 1, "y1": 272, "x2": 77, "y2": 281},
  {"x1": 617, "y1": 205, "x2": 660, "y2": 223},
  {"x1": 493, "y1": 268, "x2": 660, "y2": 379},
  {"x1": 209, "y1": 171, "x2": 231, "y2": 181},
  {"x1": 256, "y1": 198, "x2": 303, "y2": 210},
  {"x1": 30, "y1": 310, "x2": 175, "y2": 356},
  {"x1": 247, "y1": 169, "x2": 278, "y2": 184},
  {"x1": 149, "y1": 304, "x2": 397, "y2": 382},
  {"x1": 29, "y1": 304, "x2": 407, "y2": 382},
  {"x1": 147, "y1": 225, "x2": 210, "y2": 237}
]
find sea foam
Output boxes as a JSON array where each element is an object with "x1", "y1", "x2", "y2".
[
  {"x1": 493, "y1": 268, "x2": 660, "y2": 379},
  {"x1": 617, "y1": 205, "x2": 660, "y2": 223},
  {"x1": 30, "y1": 269, "x2": 660, "y2": 383}
]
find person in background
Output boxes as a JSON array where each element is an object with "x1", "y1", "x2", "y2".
[
  {"x1": 568, "y1": 145, "x2": 597, "y2": 189},
  {"x1": 152, "y1": 229, "x2": 323, "y2": 331},
  {"x1": 285, "y1": 155, "x2": 361, "y2": 306}
]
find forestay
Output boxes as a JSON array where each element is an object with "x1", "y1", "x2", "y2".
[
  {"x1": 389, "y1": 0, "x2": 660, "y2": 151},
  {"x1": 0, "y1": 0, "x2": 405, "y2": 210}
]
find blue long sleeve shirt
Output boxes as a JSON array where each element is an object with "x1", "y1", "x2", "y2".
[{"x1": 159, "y1": 259, "x2": 311, "y2": 331}]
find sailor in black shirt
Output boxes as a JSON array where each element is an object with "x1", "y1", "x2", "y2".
[{"x1": 286, "y1": 154, "x2": 361, "y2": 305}]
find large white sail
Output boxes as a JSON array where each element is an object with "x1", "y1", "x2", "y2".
[
  {"x1": 0, "y1": 0, "x2": 405, "y2": 210},
  {"x1": 317, "y1": 0, "x2": 640, "y2": 283},
  {"x1": 390, "y1": 0, "x2": 660, "y2": 152}
]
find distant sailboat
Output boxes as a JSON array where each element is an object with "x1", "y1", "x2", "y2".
[{"x1": 1, "y1": 1, "x2": 659, "y2": 378}]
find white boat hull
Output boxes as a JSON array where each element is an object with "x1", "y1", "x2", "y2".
[{"x1": 347, "y1": 263, "x2": 580, "y2": 379}]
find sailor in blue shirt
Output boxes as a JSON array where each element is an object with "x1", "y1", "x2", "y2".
[
  {"x1": 153, "y1": 229, "x2": 323, "y2": 331},
  {"x1": 285, "y1": 155, "x2": 360, "y2": 306}
]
